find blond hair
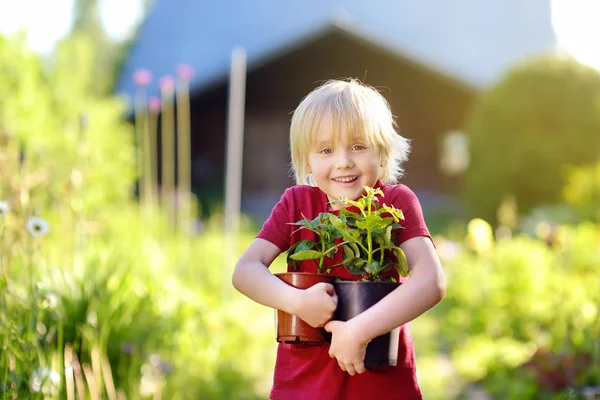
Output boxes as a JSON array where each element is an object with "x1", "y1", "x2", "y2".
[{"x1": 290, "y1": 79, "x2": 410, "y2": 185}]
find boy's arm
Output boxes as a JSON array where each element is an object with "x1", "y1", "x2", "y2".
[
  {"x1": 232, "y1": 238, "x2": 337, "y2": 327},
  {"x1": 325, "y1": 236, "x2": 445, "y2": 374},
  {"x1": 351, "y1": 236, "x2": 445, "y2": 337}
]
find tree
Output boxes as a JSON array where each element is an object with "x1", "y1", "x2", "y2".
[
  {"x1": 67, "y1": 0, "x2": 145, "y2": 94},
  {"x1": 464, "y1": 55, "x2": 600, "y2": 223}
]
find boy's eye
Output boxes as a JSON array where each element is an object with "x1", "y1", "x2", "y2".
[
  {"x1": 352, "y1": 144, "x2": 366, "y2": 151},
  {"x1": 320, "y1": 148, "x2": 332, "y2": 155}
]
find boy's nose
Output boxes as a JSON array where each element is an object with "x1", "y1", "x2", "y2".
[{"x1": 335, "y1": 151, "x2": 354, "y2": 169}]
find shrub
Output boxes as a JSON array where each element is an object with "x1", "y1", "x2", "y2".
[
  {"x1": 563, "y1": 161, "x2": 600, "y2": 222},
  {"x1": 464, "y1": 55, "x2": 600, "y2": 222},
  {"x1": 434, "y1": 220, "x2": 600, "y2": 398}
]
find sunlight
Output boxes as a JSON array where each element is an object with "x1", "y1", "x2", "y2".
[
  {"x1": 0, "y1": 0, "x2": 142, "y2": 53},
  {"x1": 0, "y1": 0, "x2": 73, "y2": 53},
  {"x1": 551, "y1": 0, "x2": 600, "y2": 70}
]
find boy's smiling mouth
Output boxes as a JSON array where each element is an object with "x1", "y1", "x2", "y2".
[{"x1": 333, "y1": 176, "x2": 359, "y2": 183}]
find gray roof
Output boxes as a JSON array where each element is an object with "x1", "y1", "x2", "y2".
[{"x1": 116, "y1": 0, "x2": 557, "y2": 100}]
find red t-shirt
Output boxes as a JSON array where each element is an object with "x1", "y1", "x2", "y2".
[{"x1": 257, "y1": 181, "x2": 431, "y2": 400}]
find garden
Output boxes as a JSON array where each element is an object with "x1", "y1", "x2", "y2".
[{"x1": 1, "y1": 24, "x2": 599, "y2": 399}]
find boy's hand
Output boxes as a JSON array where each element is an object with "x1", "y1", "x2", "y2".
[
  {"x1": 292, "y1": 282, "x2": 338, "y2": 328},
  {"x1": 324, "y1": 320, "x2": 368, "y2": 376}
]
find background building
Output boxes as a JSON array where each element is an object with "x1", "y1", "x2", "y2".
[{"x1": 116, "y1": 0, "x2": 557, "y2": 221}]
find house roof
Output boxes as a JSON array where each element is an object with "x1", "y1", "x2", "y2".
[{"x1": 115, "y1": 0, "x2": 557, "y2": 102}]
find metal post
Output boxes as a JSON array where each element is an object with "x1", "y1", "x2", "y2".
[{"x1": 223, "y1": 47, "x2": 247, "y2": 297}]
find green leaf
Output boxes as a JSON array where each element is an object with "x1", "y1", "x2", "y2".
[
  {"x1": 381, "y1": 205, "x2": 405, "y2": 222},
  {"x1": 341, "y1": 197, "x2": 366, "y2": 210},
  {"x1": 382, "y1": 226, "x2": 393, "y2": 246},
  {"x1": 365, "y1": 186, "x2": 384, "y2": 198},
  {"x1": 328, "y1": 213, "x2": 346, "y2": 231},
  {"x1": 366, "y1": 261, "x2": 381, "y2": 275},
  {"x1": 290, "y1": 250, "x2": 323, "y2": 261},
  {"x1": 356, "y1": 214, "x2": 391, "y2": 231},
  {"x1": 292, "y1": 240, "x2": 315, "y2": 252},
  {"x1": 287, "y1": 240, "x2": 316, "y2": 269},
  {"x1": 340, "y1": 209, "x2": 362, "y2": 222},
  {"x1": 355, "y1": 220, "x2": 369, "y2": 230},
  {"x1": 393, "y1": 248, "x2": 409, "y2": 277},
  {"x1": 379, "y1": 217, "x2": 394, "y2": 228},
  {"x1": 330, "y1": 214, "x2": 360, "y2": 243},
  {"x1": 342, "y1": 244, "x2": 355, "y2": 260},
  {"x1": 343, "y1": 258, "x2": 366, "y2": 275}
]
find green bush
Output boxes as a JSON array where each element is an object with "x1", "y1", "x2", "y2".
[
  {"x1": 563, "y1": 161, "x2": 600, "y2": 222},
  {"x1": 434, "y1": 220, "x2": 600, "y2": 398},
  {"x1": 0, "y1": 33, "x2": 276, "y2": 398},
  {"x1": 464, "y1": 55, "x2": 600, "y2": 222}
]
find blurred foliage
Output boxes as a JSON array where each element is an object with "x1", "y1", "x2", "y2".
[
  {"x1": 0, "y1": 32, "x2": 276, "y2": 398},
  {"x1": 563, "y1": 161, "x2": 600, "y2": 222},
  {"x1": 3, "y1": 16, "x2": 600, "y2": 399},
  {"x1": 464, "y1": 55, "x2": 600, "y2": 223},
  {"x1": 433, "y1": 219, "x2": 600, "y2": 399},
  {"x1": 70, "y1": 0, "x2": 134, "y2": 95}
]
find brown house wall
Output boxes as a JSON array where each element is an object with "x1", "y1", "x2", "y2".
[{"x1": 187, "y1": 30, "x2": 474, "y2": 221}]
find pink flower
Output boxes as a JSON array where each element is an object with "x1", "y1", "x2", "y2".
[
  {"x1": 149, "y1": 96, "x2": 161, "y2": 113},
  {"x1": 176, "y1": 63, "x2": 194, "y2": 81},
  {"x1": 133, "y1": 69, "x2": 153, "y2": 87},
  {"x1": 159, "y1": 75, "x2": 175, "y2": 93}
]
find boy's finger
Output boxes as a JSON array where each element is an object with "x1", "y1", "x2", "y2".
[
  {"x1": 345, "y1": 364, "x2": 357, "y2": 376},
  {"x1": 322, "y1": 283, "x2": 335, "y2": 295},
  {"x1": 324, "y1": 320, "x2": 337, "y2": 332},
  {"x1": 330, "y1": 292, "x2": 338, "y2": 307},
  {"x1": 355, "y1": 362, "x2": 366, "y2": 375}
]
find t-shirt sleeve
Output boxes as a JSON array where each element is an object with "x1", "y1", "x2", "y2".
[
  {"x1": 390, "y1": 185, "x2": 433, "y2": 245},
  {"x1": 256, "y1": 188, "x2": 294, "y2": 252}
]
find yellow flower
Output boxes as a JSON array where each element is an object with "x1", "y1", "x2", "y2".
[{"x1": 466, "y1": 218, "x2": 494, "y2": 254}]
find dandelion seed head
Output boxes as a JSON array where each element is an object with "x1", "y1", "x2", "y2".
[
  {"x1": 87, "y1": 310, "x2": 98, "y2": 327},
  {"x1": 80, "y1": 114, "x2": 90, "y2": 129},
  {"x1": 31, "y1": 375, "x2": 42, "y2": 392},
  {"x1": 27, "y1": 216, "x2": 50, "y2": 237},
  {"x1": 0, "y1": 201, "x2": 9, "y2": 217},
  {"x1": 36, "y1": 321, "x2": 47, "y2": 336},
  {"x1": 150, "y1": 354, "x2": 161, "y2": 367},
  {"x1": 31, "y1": 368, "x2": 60, "y2": 395}
]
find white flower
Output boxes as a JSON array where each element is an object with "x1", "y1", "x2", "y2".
[
  {"x1": 0, "y1": 201, "x2": 9, "y2": 217},
  {"x1": 27, "y1": 216, "x2": 50, "y2": 237},
  {"x1": 30, "y1": 367, "x2": 60, "y2": 395}
]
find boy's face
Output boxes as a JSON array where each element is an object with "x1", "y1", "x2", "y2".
[{"x1": 307, "y1": 118, "x2": 381, "y2": 210}]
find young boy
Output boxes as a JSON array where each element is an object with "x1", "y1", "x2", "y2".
[{"x1": 232, "y1": 79, "x2": 446, "y2": 399}]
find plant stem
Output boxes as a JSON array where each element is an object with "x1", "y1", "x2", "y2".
[
  {"x1": 366, "y1": 195, "x2": 373, "y2": 265},
  {"x1": 2, "y1": 286, "x2": 9, "y2": 400},
  {"x1": 176, "y1": 78, "x2": 192, "y2": 231},
  {"x1": 58, "y1": 321, "x2": 64, "y2": 395},
  {"x1": 160, "y1": 87, "x2": 176, "y2": 230},
  {"x1": 319, "y1": 239, "x2": 325, "y2": 273}
]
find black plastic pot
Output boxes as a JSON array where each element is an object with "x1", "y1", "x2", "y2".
[{"x1": 333, "y1": 280, "x2": 401, "y2": 367}]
